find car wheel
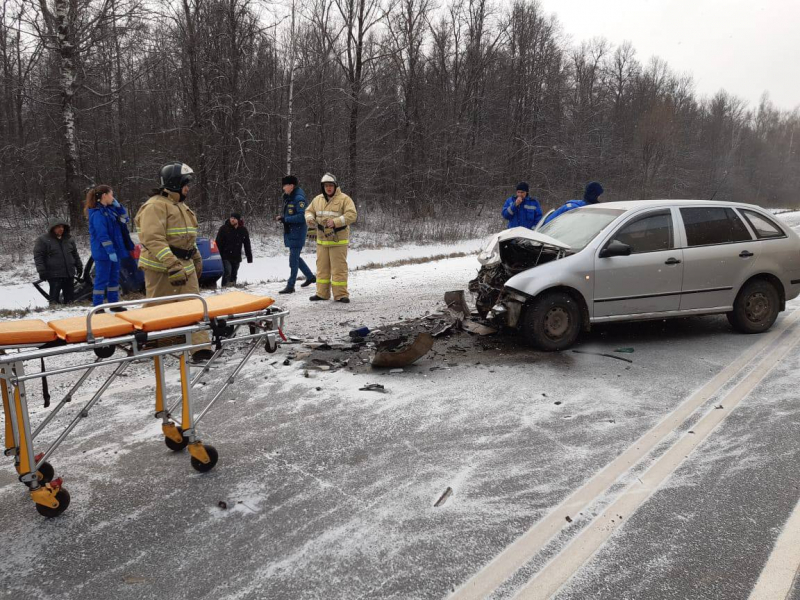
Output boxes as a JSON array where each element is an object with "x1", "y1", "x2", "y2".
[
  {"x1": 727, "y1": 279, "x2": 780, "y2": 334},
  {"x1": 521, "y1": 291, "x2": 581, "y2": 351}
]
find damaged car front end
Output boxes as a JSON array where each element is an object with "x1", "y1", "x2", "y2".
[
  {"x1": 470, "y1": 208, "x2": 627, "y2": 350},
  {"x1": 469, "y1": 227, "x2": 571, "y2": 326}
]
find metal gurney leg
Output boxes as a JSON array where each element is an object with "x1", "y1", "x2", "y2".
[{"x1": 7, "y1": 361, "x2": 70, "y2": 517}]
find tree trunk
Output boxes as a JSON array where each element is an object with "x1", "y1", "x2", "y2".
[{"x1": 55, "y1": 0, "x2": 83, "y2": 226}]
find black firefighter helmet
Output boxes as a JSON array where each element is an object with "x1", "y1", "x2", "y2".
[{"x1": 160, "y1": 162, "x2": 194, "y2": 192}]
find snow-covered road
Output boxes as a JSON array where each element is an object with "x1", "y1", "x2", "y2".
[{"x1": 1, "y1": 234, "x2": 799, "y2": 599}]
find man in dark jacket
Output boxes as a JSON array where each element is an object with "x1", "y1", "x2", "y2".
[
  {"x1": 34, "y1": 217, "x2": 83, "y2": 304},
  {"x1": 215, "y1": 212, "x2": 253, "y2": 287},
  {"x1": 275, "y1": 175, "x2": 315, "y2": 294}
]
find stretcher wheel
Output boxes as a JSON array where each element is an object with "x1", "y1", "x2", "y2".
[
  {"x1": 265, "y1": 338, "x2": 278, "y2": 353},
  {"x1": 37, "y1": 461, "x2": 55, "y2": 484},
  {"x1": 190, "y1": 445, "x2": 218, "y2": 473},
  {"x1": 35, "y1": 488, "x2": 70, "y2": 518},
  {"x1": 93, "y1": 345, "x2": 115, "y2": 359},
  {"x1": 164, "y1": 427, "x2": 189, "y2": 452}
]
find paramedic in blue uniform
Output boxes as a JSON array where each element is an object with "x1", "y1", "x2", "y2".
[
  {"x1": 501, "y1": 182, "x2": 542, "y2": 229},
  {"x1": 543, "y1": 181, "x2": 604, "y2": 225}
]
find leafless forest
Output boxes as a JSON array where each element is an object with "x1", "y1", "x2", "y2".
[{"x1": 1, "y1": 0, "x2": 798, "y2": 233}]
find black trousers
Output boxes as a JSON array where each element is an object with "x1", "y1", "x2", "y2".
[
  {"x1": 48, "y1": 277, "x2": 74, "y2": 304},
  {"x1": 222, "y1": 260, "x2": 240, "y2": 286}
]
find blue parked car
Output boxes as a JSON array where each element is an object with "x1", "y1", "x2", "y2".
[{"x1": 82, "y1": 233, "x2": 224, "y2": 294}]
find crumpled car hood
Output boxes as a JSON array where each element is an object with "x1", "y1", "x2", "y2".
[{"x1": 478, "y1": 227, "x2": 571, "y2": 266}]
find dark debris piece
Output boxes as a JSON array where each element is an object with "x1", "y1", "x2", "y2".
[{"x1": 359, "y1": 383, "x2": 387, "y2": 393}]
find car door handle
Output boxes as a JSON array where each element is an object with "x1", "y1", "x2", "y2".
[
  {"x1": 664, "y1": 257, "x2": 681, "y2": 265},
  {"x1": 739, "y1": 251, "x2": 754, "y2": 258}
]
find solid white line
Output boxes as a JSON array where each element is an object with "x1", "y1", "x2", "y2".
[
  {"x1": 749, "y1": 495, "x2": 800, "y2": 600},
  {"x1": 513, "y1": 318, "x2": 800, "y2": 599},
  {"x1": 450, "y1": 310, "x2": 800, "y2": 600}
]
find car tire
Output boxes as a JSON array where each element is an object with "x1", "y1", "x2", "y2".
[
  {"x1": 727, "y1": 279, "x2": 780, "y2": 334},
  {"x1": 521, "y1": 291, "x2": 581, "y2": 351}
]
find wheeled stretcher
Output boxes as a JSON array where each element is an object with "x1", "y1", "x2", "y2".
[{"x1": 0, "y1": 291, "x2": 287, "y2": 517}]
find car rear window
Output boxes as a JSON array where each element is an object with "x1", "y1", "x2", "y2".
[
  {"x1": 740, "y1": 209, "x2": 785, "y2": 239},
  {"x1": 680, "y1": 207, "x2": 752, "y2": 246},
  {"x1": 538, "y1": 208, "x2": 625, "y2": 251}
]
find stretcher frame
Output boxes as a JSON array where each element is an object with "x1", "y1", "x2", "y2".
[{"x1": 0, "y1": 293, "x2": 288, "y2": 517}]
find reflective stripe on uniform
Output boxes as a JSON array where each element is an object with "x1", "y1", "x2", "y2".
[
  {"x1": 155, "y1": 247, "x2": 173, "y2": 260},
  {"x1": 316, "y1": 239, "x2": 349, "y2": 246},
  {"x1": 331, "y1": 281, "x2": 347, "y2": 286},
  {"x1": 101, "y1": 240, "x2": 113, "y2": 246},
  {"x1": 317, "y1": 211, "x2": 342, "y2": 217},
  {"x1": 317, "y1": 279, "x2": 331, "y2": 284},
  {"x1": 107, "y1": 286, "x2": 120, "y2": 292},
  {"x1": 139, "y1": 257, "x2": 168, "y2": 271}
]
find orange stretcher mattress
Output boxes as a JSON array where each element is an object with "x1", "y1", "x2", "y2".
[
  {"x1": 0, "y1": 292, "x2": 274, "y2": 347},
  {"x1": 48, "y1": 313, "x2": 136, "y2": 343},
  {"x1": 0, "y1": 320, "x2": 58, "y2": 346},
  {"x1": 116, "y1": 292, "x2": 275, "y2": 332}
]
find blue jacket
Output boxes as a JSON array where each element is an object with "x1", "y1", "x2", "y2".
[
  {"x1": 502, "y1": 195, "x2": 542, "y2": 229},
  {"x1": 282, "y1": 187, "x2": 308, "y2": 248},
  {"x1": 89, "y1": 204, "x2": 129, "y2": 261},
  {"x1": 543, "y1": 200, "x2": 587, "y2": 225},
  {"x1": 111, "y1": 202, "x2": 135, "y2": 253}
]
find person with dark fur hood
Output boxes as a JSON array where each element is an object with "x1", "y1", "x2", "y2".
[
  {"x1": 215, "y1": 211, "x2": 253, "y2": 287},
  {"x1": 34, "y1": 217, "x2": 83, "y2": 304}
]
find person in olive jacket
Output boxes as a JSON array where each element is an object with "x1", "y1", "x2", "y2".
[
  {"x1": 34, "y1": 217, "x2": 83, "y2": 304},
  {"x1": 215, "y1": 211, "x2": 253, "y2": 286}
]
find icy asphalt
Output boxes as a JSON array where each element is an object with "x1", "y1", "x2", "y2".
[{"x1": 0, "y1": 254, "x2": 798, "y2": 600}]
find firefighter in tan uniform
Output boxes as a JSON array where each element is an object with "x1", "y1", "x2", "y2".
[
  {"x1": 135, "y1": 162, "x2": 212, "y2": 362},
  {"x1": 305, "y1": 173, "x2": 357, "y2": 303}
]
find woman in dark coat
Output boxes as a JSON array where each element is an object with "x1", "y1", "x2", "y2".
[{"x1": 33, "y1": 217, "x2": 83, "y2": 304}]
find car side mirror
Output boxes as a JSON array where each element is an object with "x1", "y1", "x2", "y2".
[{"x1": 600, "y1": 240, "x2": 632, "y2": 258}]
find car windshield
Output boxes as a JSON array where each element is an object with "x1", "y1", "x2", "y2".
[{"x1": 538, "y1": 208, "x2": 626, "y2": 251}]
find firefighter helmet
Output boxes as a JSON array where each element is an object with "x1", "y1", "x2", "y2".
[{"x1": 160, "y1": 162, "x2": 194, "y2": 192}]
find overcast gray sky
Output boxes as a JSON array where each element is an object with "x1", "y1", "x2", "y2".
[{"x1": 536, "y1": 0, "x2": 800, "y2": 111}]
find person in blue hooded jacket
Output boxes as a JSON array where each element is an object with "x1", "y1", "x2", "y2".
[
  {"x1": 275, "y1": 175, "x2": 315, "y2": 294},
  {"x1": 543, "y1": 181, "x2": 604, "y2": 225},
  {"x1": 501, "y1": 182, "x2": 542, "y2": 229},
  {"x1": 85, "y1": 185, "x2": 130, "y2": 309}
]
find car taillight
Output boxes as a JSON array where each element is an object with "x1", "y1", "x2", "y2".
[
  {"x1": 131, "y1": 245, "x2": 141, "y2": 259},
  {"x1": 210, "y1": 240, "x2": 219, "y2": 254}
]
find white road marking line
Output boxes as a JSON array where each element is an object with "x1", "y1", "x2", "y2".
[
  {"x1": 451, "y1": 310, "x2": 800, "y2": 600},
  {"x1": 749, "y1": 495, "x2": 800, "y2": 600},
  {"x1": 512, "y1": 319, "x2": 800, "y2": 599}
]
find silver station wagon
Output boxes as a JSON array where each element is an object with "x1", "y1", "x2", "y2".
[{"x1": 470, "y1": 200, "x2": 800, "y2": 350}]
